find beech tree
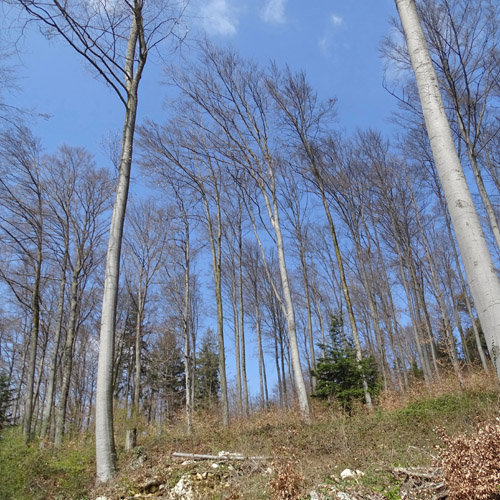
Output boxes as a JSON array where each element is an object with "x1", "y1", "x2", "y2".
[
  {"x1": 12, "y1": 0, "x2": 188, "y2": 481},
  {"x1": 180, "y1": 46, "x2": 310, "y2": 420},
  {"x1": 48, "y1": 147, "x2": 112, "y2": 447},
  {"x1": 414, "y1": 0, "x2": 500, "y2": 253},
  {"x1": 139, "y1": 119, "x2": 231, "y2": 427},
  {"x1": 123, "y1": 199, "x2": 169, "y2": 449},
  {"x1": 0, "y1": 126, "x2": 44, "y2": 442},
  {"x1": 395, "y1": 0, "x2": 500, "y2": 379}
]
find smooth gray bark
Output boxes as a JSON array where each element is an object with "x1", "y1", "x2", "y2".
[
  {"x1": 96, "y1": 12, "x2": 144, "y2": 481},
  {"x1": 395, "y1": 0, "x2": 500, "y2": 378}
]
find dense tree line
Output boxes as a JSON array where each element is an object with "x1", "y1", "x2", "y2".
[{"x1": 1, "y1": 0, "x2": 499, "y2": 484}]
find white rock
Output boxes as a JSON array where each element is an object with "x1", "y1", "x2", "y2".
[
  {"x1": 355, "y1": 469, "x2": 365, "y2": 477},
  {"x1": 340, "y1": 468, "x2": 356, "y2": 480},
  {"x1": 309, "y1": 490, "x2": 321, "y2": 500},
  {"x1": 211, "y1": 462, "x2": 219, "y2": 469},
  {"x1": 170, "y1": 475, "x2": 195, "y2": 500},
  {"x1": 336, "y1": 492, "x2": 356, "y2": 500},
  {"x1": 95, "y1": 497, "x2": 108, "y2": 500}
]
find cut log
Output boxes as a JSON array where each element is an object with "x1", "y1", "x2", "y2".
[{"x1": 172, "y1": 452, "x2": 270, "y2": 461}]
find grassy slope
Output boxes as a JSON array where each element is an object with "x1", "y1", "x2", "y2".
[{"x1": 2, "y1": 370, "x2": 499, "y2": 499}]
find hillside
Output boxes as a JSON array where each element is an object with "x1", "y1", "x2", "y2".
[{"x1": 1, "y1": 371, "x2": 499, "y2": 500}]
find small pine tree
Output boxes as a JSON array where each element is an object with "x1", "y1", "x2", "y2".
[
  {"x1": 312, "y1": 314, "x2": 379, "y2": 411},
  {"x1": 147, "y1": 329, "x2": 185, "y2": 420},
  {"x1": 195, "y1": 329, "x2": 220, "y2": 410}
]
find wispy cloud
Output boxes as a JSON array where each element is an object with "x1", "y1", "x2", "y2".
[
  {"x1": 330, "y1": 13, "x2": 343, "y2": 27},
  {"x1": 261, "y1": 0, "x2": 287, "y2": 24},
  {"x1": 200, "y1": 0, "x2": 238, "y2": 36},
  {"x1": 318, "y1": 35, "x2": 329, "y2": 55},
  {"x1": 318, "y1": 12, "x2": 345, "y2": 57}
]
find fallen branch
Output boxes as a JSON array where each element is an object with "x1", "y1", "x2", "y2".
[{"x1": 172, "y1": 452, "x2": 270, "y2": 461}]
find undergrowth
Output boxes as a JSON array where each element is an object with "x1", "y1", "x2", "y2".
[
  {"x1": 0, "y1": 429, "x2": 95, "y2": 500},
  {"x1": 2, "y1": 370, "x2": 499, "y2": 499}
]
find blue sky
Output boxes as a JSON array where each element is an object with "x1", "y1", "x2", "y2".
[
  {"x1": 6, "y1": 0, "x2": 401, "y2": 400},
  {"x1": 8, "y1": 0, "x2": 399, "y2": 168}
]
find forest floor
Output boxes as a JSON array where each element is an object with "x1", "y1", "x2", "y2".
[{"x1": 2, "y1": 370, "x2": 500, "y2": 500}]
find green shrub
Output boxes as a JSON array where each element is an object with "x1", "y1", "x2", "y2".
[{"x1": 0, "y1": 428, "x2": 94, "y2": 500}]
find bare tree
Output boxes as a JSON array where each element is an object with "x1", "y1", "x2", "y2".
[
  {"x1": 265, "y1": 68, "x2": 373, "y2": 407},
  {"x1": 123, "y1": 198, "x2": 169, "y2": 449},
  {"x1": 53, "y1": 149, "x2": 111, "y2": 447},
  {"x1": 12, "y1": 0, "x2": 188, "y2": 481},
  {"x1": 416, "y1": 0, "x2": 500, "y2": 252},
  {"x1": 0, "y1": 126, "x2": 44, "y2": 442},
  {"x1": 139, "y1": 119, "x2": 231, "y2": 427},
  {"x1": 395, "y1": 0, "x2": 500, "y2": 379}
]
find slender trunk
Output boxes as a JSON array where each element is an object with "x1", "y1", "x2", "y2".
[
  {"x1": 396, "y1": 0, "x2": 500, "y2": 378},
  {"x1": 237, "y1": 222, "x2": 249, "y2": 417},
  {"x1": 40, "y1": 249, "x2": 68, "y2": 440},
  {"x1": 255, "y1": 307, "x2": 265, "y2": 410},
  {"x1": 299, "y1": 242, "x2": 316, "y2": 390},
  {"x1": 133, "y1": 294, "x2": 144, "y2": 413},
  {"x1": 317, "y1": 184, "x2": 372, "y2": 407},
  {"x1": 33, "y1": 331, "x2": 49, "y2": 433},
  {"x1": 96, "y1": 8, "x2": 146, "y2": 481},
  {"x1": 182, "y1": 214, "x2": 193, "y2": 435},
  {"x1": 54, "y1": 261, "x2": 81, "y2": 447},
  {"x1": 311, "y1": 286, "x2": 326, "y2": 358},
  {"x1": 230, "y1": 266, "x2": 242, "y2": 416},
  {"x1": 239, "y1": 299, "x2": 249, "y2": 416},
  {"x1": 203, "y1": 188, "x2": 229, "y2": 426},
  {"x1": 408, "y1": 178, "x2": 463, "y2": 385},
  {"x1": 273, "y1": 321, "x2": 283, "y2": 407},
  {"x1": 398, "y1": 251, "x2": 432, "y2": 384},
  {"x1": 125, "y1": 281, "x2": 145, "y2": 451},
  {"x1": 352, "y1": 232, "x2": 388, "y2": 389},
  {"x1": 364, "y1": 213, "x2": 406, "y2": 389},
  {"x1": 269, "y1": 192, "x2": 310, "y2": 420},
  {"x1": 248, "y1": 173, "x2": 310, "y2": 419},
  {"x1": 23, "y1": 238, "x2": 42, "y2": 442}
]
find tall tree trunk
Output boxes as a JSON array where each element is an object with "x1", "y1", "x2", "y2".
[
  {"x1": 317, "y1": 183, "x2": 372, "y2": 407},
  {"x1": 202, "y1": 188, "x2": 229, "y2": 427},
  {"x1": 237, "y1": 226, "x2": 249, "y2": 417},
  {"x1": 40, "y1": 249, "x2": 68, "y2": 441},
  {"x1": 125, "y1": 283, "x2": 145, "y2": 451},
  {"x1": 96, "y1": 9, "x2": 146, "y2": 481},
  {"x1": 234, "y1": 215, "x2": 249, "y2": 417},
  {"x1": 407, "y1": 176, "x2": 463, "y2": 385},
  {"x1": 23, "y1": 235, "x2": 42, "y2": 443},
  {"x1": 230, "y1": 266, "x2": 242, "y2": 416},
  {"x1": 433, "y1": 172, "x2": 489, "y2": 372},
  {"x1": 255, "y1": 308, "x2": 266, "y2": 410},
  {"x1": 395, "y1": 0, "x2": 500, "y2": 379},
  {"x1": 243, "y1": 180, "x2": 309, "y2": 418},
  {"x1": 181, "y1": 210, "x2": 193, "y2": 435},
  {"x1": 267, "y1": 189, "x2": 310, "y2": 420},
  {"x1": 397, "y1": 250, "x2": 432, "y2": 384},
  {"x1": 54, "y1": 262, "x2": 81, "y2": 447}
]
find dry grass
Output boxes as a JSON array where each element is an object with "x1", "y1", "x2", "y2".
[{"x1": 87, "y1": 369, "x2": 500, "y2": 499}]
